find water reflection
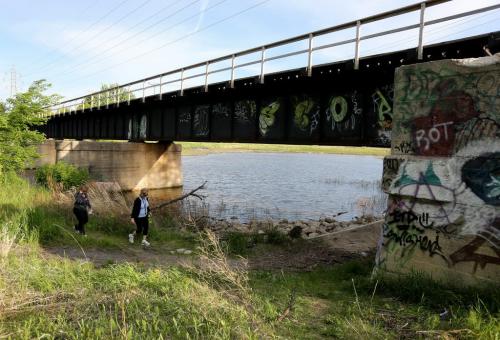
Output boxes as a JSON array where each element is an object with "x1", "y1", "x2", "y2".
[{"x1": 181, "y1": 152, "x2": 387, "y2": 222}]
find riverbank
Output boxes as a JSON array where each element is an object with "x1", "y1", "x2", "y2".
[
  {"x1": 1, "y1": 175, "x2": 499, "y2": 339},
  {"x1": 180, "y1": 142, "x2": 390, "y2": 156}
]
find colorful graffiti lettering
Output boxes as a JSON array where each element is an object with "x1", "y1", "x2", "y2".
[
  {"x1": 259, "y1": 100, "x2": 280, "y2": 136},
  {"x1": 325, "y1": 91, "x2": 362, "y2": 133},
  {"x1": 293, "y1": 96, "x2": 319, "y2": 134},
  {"x1": 379, "y1": 56, "x2": 500, "y2": 282},
  {"x1": 372, "y1": 85, "x2": 393, "y2": 146}
]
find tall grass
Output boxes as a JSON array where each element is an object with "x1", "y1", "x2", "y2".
[
  {"x1": 1, "y1": 173, "x2": 499, "y2": 339},
  {"x1": 0, "y1": 174, "x2": 273, "y2": 339}
]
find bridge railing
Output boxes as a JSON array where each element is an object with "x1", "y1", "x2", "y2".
[{"x1": 48, "y1": 0, "x2": 500, "y2": 116}]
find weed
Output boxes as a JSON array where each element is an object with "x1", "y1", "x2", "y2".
[{"x1": 35, "y1": 162, "x2": 89, "y2": 190}]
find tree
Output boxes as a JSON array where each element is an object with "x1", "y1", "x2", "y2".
[
  {"x1": 78, "y1": 83, "x2": 133, "y2": 110},
  {"x1": 0, "y1": 80, "x2": 59, "y2": 174}
]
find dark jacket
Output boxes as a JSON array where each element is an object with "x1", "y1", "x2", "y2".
[
  {"x1": 131, "y1": 197, "x2": 150, "y2": 219},
  {"x1": 74, "y1": 192, "x2": 91, "y2": 210}
]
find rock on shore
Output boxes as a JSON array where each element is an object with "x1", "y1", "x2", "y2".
[{"x1": 205, "y1": 215, "x2": 380, "y2": 239}]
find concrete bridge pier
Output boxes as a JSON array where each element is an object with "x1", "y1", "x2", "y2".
[{"x1": 37, "y1": 140, "x2": 182, "y2": 191}]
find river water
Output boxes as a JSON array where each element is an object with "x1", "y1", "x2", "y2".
[{"x1": 175, "y1": 152, "x2": 386, "y2": 222}]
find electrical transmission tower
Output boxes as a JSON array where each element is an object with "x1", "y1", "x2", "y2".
[{"x1": 10, "y1": 66, "x2": 17, "y2": 97}]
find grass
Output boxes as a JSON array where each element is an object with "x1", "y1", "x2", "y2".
[
  {"x1": 179, "y1": 142, "x2": 390, "y2": 156},
  {"x1": 1, "y1": 174, "x2": 499, "y2": 339},
  {"x1": 250, "y1": 261, "x2": 500, "y2": 339}
]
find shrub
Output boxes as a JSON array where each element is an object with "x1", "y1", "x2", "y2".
[{"x1": 35, "y1": 162, "x2": 89, "y2": 190}]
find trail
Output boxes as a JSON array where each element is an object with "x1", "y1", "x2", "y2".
[{"x1": 44, "y1": 221, "x2": 383, "y2": 271}]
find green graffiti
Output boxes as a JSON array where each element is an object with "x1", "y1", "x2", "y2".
[
  {"x1": 259, "y1": 101, "x2": 280, "y2": 136},
  {"x1": 329, "y1": 96, "x2": 348, "y2": 122},
  {"x1": 393, "y1": 162, "x2": 442, "y2": 188},
  {"x1": 373, "y1": 89, "x2": 393, "y2": 130},
  {"x1": 294, "y1": 99, "x2": 315, "y2": 131}
]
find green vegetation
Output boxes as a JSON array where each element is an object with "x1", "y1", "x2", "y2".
[
  {"x1": 1, "y1": 80, "x2": 499, "y2": 338},
  {"x1": 75, "y1": 83, "x2": 134, "y2": 111},
  {"x1": 35, "y1": 161, "x2": 90, "y2": 190},
  {"x1": 180, "y1": 142, "x2": 390, "y2": 156},
  {"x1": 0, "y1": 80, "x2": 58, "y2": 174},
  {"x1": 1, "y1": 175, "x2": 500, "y2": 339},
  {"x1": 223, "y1": 228, "x2": 289, "y2": 255},
  {"x1": 251, "y1": 262, "x2": 500, "y2": 339}
]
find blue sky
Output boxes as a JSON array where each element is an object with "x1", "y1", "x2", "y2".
[{"x1": 0, "y1": 0, "x2": 499, "y2": 101}]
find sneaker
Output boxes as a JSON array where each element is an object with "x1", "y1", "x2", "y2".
[
  {"x1": 141, "y1": 239, "x2": 150, "y2": 247},
  {"x1": 128, "y1": 233, "x2": 135, "y2": 244}
]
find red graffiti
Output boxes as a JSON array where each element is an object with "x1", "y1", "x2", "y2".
[{"x1": 412, "y1": 87, "x2": 479, "y2": 156}]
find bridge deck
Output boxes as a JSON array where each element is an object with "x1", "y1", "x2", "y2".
[{"x1": 43, "y1": 33, "x2": 495, "y2": 147}]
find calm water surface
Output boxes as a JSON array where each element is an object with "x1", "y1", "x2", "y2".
[{"x1": 177, "y1": 152, "x2": 386, "y2": 222}]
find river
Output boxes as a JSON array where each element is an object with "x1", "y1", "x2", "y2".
[{"x1": 173, "y1": 152, "x2": 387, "y2": 222}]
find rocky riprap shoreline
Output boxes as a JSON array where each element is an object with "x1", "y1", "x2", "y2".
[{"x1": 205, "y1": 215, "x2": 380, "y2": 239}]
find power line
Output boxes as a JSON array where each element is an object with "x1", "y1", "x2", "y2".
[
  {"x1": 10, "y1": 66, "x2": 17, "y2": 97},
  {"x1": 50, "y1": 0, "x2": 228, "y2": 79},
  {"x1": 69, "y1": 0, "x2": 272, "y2": 84},
  {"x1": 27, "y1": 0, "x2": 197, "y2": 79},
  {"x1": 360, "y1": 8, "x2": 500, "y2": 57},
  {"x1": 25, "y1": 0, "x2": 101, "y2": 69},
  {"x1": 25, "y1": 0, "x2": 133, "y2": 75},
  {"x1": 426, "y1": 15, "x2": 500, "y2": 44},
  {"x1": 62, "y1": 0, "x2": 156, "y2": 57}
]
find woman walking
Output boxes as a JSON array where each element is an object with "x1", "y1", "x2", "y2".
[
  {"x1": 129, "y1": 188, "x2": 151, "y2": 247},
  {"x1": 73, "y1": 185, "x2": 91, "y2": 236}
]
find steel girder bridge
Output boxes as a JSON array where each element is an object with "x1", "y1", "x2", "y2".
[{"x1": 42, "y1": 0, "x2": 500, "y2": 148}]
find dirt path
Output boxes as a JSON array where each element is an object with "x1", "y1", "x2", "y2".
[{"x1": 44, "y1": 221, "x2": 383, "y2": 271}]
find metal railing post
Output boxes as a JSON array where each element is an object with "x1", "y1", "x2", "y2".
[
  {"x1": 204, "y1": 62, "x2": 209, "y2": 92},
  {"x1": 230, "y1": 54, "x2": 236, "y2": 88},
  {"x1": 106, "y1": 91, "x2": 110, "y2": 108},
  {"x1": 354, "y1": 20, "x2": 361, "y2": 70},
  {"x1": 142, "y1": 81, "x2": 146, "y2": 103},
  {"x1": 98, "y1": 93, "x2": 101, "y2": 109},
  {"x1": 180, "y1": 69, "x2": 185, "y2": 96},
  {"x1": 260, "y1": 47, "x2": 266, "y2": 84},
  {"x1": 417, "y1": 2, "x2": 426, "y2": 60},
  {"x1": 307, "y1": 33, "x2": 314, "y2": 77},
  {"x1": 116, "y1": 89, "x2": 120, "y2": 107},
  {"x1": 90, "y1": 95, "x2": 93, "y2": 111},
  {"x1": 159, "y1": 75, "x2": 163, "y2": 100}
]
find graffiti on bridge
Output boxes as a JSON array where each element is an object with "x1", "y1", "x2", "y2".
[
  {"x1": 372, "y1": 85, "x2": 394, "y2": 147},
  {"x1": 325, "y1": 91, "x2": 362, "y2": 134},
  {"x1": 193, "y1": 105, "x2": 210, "y2": 137},
  {"x1": 380, "y1": 58, "x2": 500, "y2": 279}
]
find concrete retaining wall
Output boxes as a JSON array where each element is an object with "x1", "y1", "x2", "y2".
[
  {"x1": 37, "y1": 140, "x2": 182, "y2": 191},
  {"x1": 377, "y1": 54, "x2": 500, "y2": 285}
]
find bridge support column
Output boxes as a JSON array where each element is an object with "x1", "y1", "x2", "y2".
[
  {"x1": 377, "y1": 54, "x2": 500, "y2": 285},
  {"x1": 39, "y1": 140, "x2": 183, "y2": 190}
]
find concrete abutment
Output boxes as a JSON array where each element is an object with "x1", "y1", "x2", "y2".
[
  {"x1": 37, "y1": 140, "x2": 182, "y2": 191},
  {"x1": 377, "y1": 54, "x2": 500, "y2": 285}
]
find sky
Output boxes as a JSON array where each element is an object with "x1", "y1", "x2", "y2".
[{"x1": 0, "y1": 0, "x2": 499, "y2": 101}]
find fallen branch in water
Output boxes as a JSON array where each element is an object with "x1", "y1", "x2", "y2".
[{"x1": 153, "y1": 181, "x2": 207, "y2": 210}]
